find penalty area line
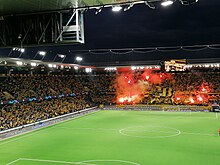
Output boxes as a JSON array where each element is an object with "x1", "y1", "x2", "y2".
[
  {"x1": 6, "y1": 158, "x2": 21, "y2": 165},
  {"x1": 8, "y1": 158, "x2": 95, "y2": 165}
]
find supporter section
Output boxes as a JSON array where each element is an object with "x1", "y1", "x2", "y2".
[{"x1": 0, "y1": 71, "x2": 220, "y2": 131}]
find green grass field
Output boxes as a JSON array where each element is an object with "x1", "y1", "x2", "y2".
[{"x1": 1, "y1": 110, "x2": 220, "y2": 165}]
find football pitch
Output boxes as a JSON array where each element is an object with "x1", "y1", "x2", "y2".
[{"x1": 1, "y1": 110, "x2": 220, "y2": 165}]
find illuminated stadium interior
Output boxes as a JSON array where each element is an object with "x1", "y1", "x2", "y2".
[{"x1": 1, "y1": 0, "x2": 220, "y2": 165}]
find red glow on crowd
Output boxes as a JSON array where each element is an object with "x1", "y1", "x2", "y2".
[
  {"x1": 115, "y1": 70, "x2": 214, "y2": 105},
  {"x1": 199, "y1": 83, "x2": 211, "y2": 93},
  {"x1": 189, "y1": 97, "x2": 195, "y2": 104},
  {"x1": 197, "y1": 95, "x2": 203, "y2": 102},
  {"x1": 115, "y1": 70, "x2": 170, "y2": 104}
]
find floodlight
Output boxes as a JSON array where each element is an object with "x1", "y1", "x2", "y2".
[
  {"x1": 161, "y1": 0, "x2": 174, "y2": 6},
  {"x1": 16, "y1": 61, "x2": 23, "y2": 66},
  {"x1": 58, "y1": 54, "x2": 65, "y2": 58},
  {"x1": 112, "y1": 6, "x2": 122, "y2": 12},
  {"x1": 30, "y1": 63, "x2": 37, "y2": 67},
  {"x1": 39, "y1": 51, "x2": 46, "y2": 56},
  {"x1": 12, "y1": 47, "x2": 25, "y2": 52},
  {"x1": 76, "y1": 57, "x2": 83, "y2": 62},
  {"x1": 20, "y1": 48, "x2": 25, "y2": 53}
]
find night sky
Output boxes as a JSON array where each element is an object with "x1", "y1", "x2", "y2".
[{"x1": 82, "y1": 0, "x2": 220, "y2": 49}]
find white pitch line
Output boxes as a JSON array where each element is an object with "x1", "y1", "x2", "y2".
[
  {"x1": 181, "y1": 132, "x2": 216, "y2": 136},
  {"x1": 119, "y1": 126, "x2": 181, "y2": 138},
  {"x1": 6, "y1": 158, "x2": 21, "y2": 165},
  {"x1": 18, "y1": 158, "x2": 94, "y2": 165},
  {"x1": 79, "y1": 159, "x2": 140, "y2": 165},
  {"x1": 124, "y1": 130, "x2": 179, "y2": 134},
  {"x1": 216, "y1": 113, "x2": 219, "y2": 119},
  {"x1": 56, "y1": 126, "x2": 117, "y2": 131}
]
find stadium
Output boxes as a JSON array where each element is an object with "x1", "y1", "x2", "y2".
[{"x1": 0, "y1": 0, "x2": 220, "y2": 165}]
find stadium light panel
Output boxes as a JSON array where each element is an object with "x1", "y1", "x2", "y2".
[
  {"x1": 161, "y1": 0, "x2": 174, "y2": 7},
  {"x1": 39, "y1": 51, "x2": 46, "y2": 56},
  {"x1": 20, "y1": 48, "x2": 25, "y2": 53},
  {"x1": 30, "y1": 62, "x2": 37, "y2": 67},
  {"x1": 112, "y1": 6, "x2": 122, "y2": 12},
  {"x1": 16, "y1": 61, "x2": 23, "y2": 66},
  {"x1": 76, "y1": 57, "x2": 83, "y2": 62},
  {"x1": 58, "y1": 54, "x2": 65, "y2": 58}
]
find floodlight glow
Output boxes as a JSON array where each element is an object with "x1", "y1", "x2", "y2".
[
  {"x1": 58, "y1": 54, "x2": 65, "y2": 58},
  {"x1": 20, "y1": 48, "x2": 25, "y2": 53},
  {"x1": 39, "y1": 51, "x2": 46, "y2": 56},
  {"x1": 112, "y1": 6, "x2": 122, "y2": 12},
  {"x1": 16, "y1": 61, "x2": 23, "y2": 66},
  {"x1": 30, "y1": 63, "x2": 37, "y2": 67},
  {"x1": 85, "y1": 68, "x2": 92, "y2": 73},
  {"x1": 161, "y1": 0, "x2": 174, "y2": 6},
  {"x1": 48, "y1": 64, "x2": 53, "y2": 68},
  {"x1": 74, "y1": 66, "x2": 79, "y2": 70},
  {"x1": 76, "y1": 57, "x2": 83, "y2": 62}
]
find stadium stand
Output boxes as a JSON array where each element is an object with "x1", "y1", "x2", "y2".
[{"x1": 1, "y1": 71, "x2": 220, "y2": 131}]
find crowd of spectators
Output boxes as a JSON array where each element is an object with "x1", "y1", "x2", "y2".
[
  {"x1": 142, "y1": 71, "x2": 220, "y2": 105},
  {"x1": 0, "y1": 97, "x2": 90, "y2": 131},
  {"x1": 1, "y1": 71, "x2": 220, "y2": 131},
  {"x1": 0, "y1": 74, "x2": 114, "y2": 131}
]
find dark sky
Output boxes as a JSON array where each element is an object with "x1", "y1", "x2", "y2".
[{"x1": 81, "y1": 0, "x2": 220, "y2": 49}]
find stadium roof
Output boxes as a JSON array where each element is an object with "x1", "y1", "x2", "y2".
[
  {"x1": 0, "y1": 0, "x2": 198, "y2": 16},
  {"x1": 1, "y1": 0, "x2": 220, "y2": 67},
  {"x1": 0, "y1": 0, "x2": 150, "y2": 16}
]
